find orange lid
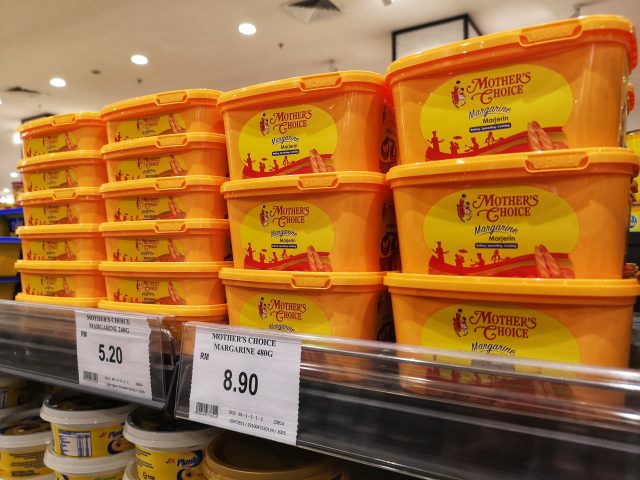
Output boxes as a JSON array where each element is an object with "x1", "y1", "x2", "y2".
[
  {"x1": 17, "y1": 224, "x2": 101, "y2": 236},
  {"x1": 384, "y1": 272, "x2": 640, "y2": 298},
  {"x1": 386, "y1": 147, "x2": 639, "y2": 185},
  {"x1": 387, "y1": 15, "x2": 637, "y2": 83},
  {"x1": 100, "y1": 89, "x2": 222, "y2": 119},
  {"x1": 98, "y1": 300, "x2": 227, "y2": 317},
  {"x1": 19, "y1": 187, "x2": 102, "y2": 203},
  {"x1": 16, "y1": 293, "x2": 102, "y2": 307},
  {"x1": 17, "y1": 150, "x2": 103, "y2": 171},
  {"x1": 100, "y1": 175, "x2": 227, "y2": 194},
  {"x1": 15, "y1": 260, "x2": 101, "y2": 272},
  {"x1": 99, "y1": 219, "x2": 229, "y2": 234},
  {"x1": 218, "y1": 71, "x2": 385, "y2": 109},
  {"x1": 219, "y1": 267, "x2": 385, "y2": 288},
  {"x1": 99, "y1": 261, "x2": 232, "y2": 274},
  {"x1": 100, "y1": 133, "x2": 226, "y2": 158},
  {"x1": 19, "y1": 113, "x2": 103, "y2": 136}
]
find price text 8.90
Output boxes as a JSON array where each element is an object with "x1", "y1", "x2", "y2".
[{"x1": 223, "y1": 369, "x2": 258, "y2": 395}]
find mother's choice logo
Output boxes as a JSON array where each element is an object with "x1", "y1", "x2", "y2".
[{"x1": 259, "y1": 204, "x2": 310, "y2": 228}]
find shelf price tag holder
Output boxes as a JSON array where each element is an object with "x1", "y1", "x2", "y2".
[
  {"x1": 75, "y1": 310, "x2": 153, "y2": 400},
  {"x1": 188, "y1": 324, "x2": 302, "y2": 446}
]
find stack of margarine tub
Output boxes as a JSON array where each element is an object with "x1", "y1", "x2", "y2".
[
  {"x1": 15, "y1": 113, "x2": 108, "y2": 307},
  {"x1": 382, "y1": 15, "x2": 640, "y2": 391},
  {"x1": 96, "y1": 89, "x2": 230, "y2": 338},
  {"x1": 216, "y1": 71, "x2": 397, "y2": 343}
]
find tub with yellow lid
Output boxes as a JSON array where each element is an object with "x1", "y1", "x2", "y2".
[
  {"x1": 18, "y1": 151, "x2": 107, "y2": 192},
  {"x1": 15, "y1": 260, "x2": 105, "y2": 298},
  {"x1": 101, "y1": 133, "x2": 228, "y2": 182},
  {"x1": 18, "y1": 225, "x2": 106, "y2": 262},
  {"x1": 100, "y1": 261, "x2": 230, "y2": 306},
  {"x1": 44, "y1": 445, "x2": 133, "y2": 480},
  {"x1": 100, "y1": 89, "x2": 224, "y2": 143},
  {"x1": 18, "y1": 113, "x2": 107, "y2": 158},
  {"x1": 0, "y1": 237, "x2": 22, "y2": 276},
  {"x1": 222, "y1": 172, "x2": 396, "y2": 272},
  {"x1": 387, "y1": 148, "x2": 638, "y2": 278},
  {"x1": 218, "y1": 71, "x2": 394, "y2": 180},
  {"x1": 0, "y1": 408, "x2": 53, "y2": 479},
  {"x1": 386, "y1": 15, "x2": 637, "y2": 163},
  {"x1": 20, "y1": 188, "x2": 106, "y2": 226},
  {"x1": 101, "y1": 176, "x2": 227, "y2": 222},
  {"x1": 15, "y1": 294, "x2": 103, "y2": 308},
  {"x1": 203, "y1": 432, "x2": 345, "y2": 480},
  {"x1": 100, "y1": 220, "x2": 231, "y2": 263}
]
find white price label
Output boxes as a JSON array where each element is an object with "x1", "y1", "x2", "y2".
[
  {"x1": 189, "y1": 327, "x2": 301, "y2": 445},
  {"x1": 75, "y1": 311, "x2": 152, "y2": 400}
]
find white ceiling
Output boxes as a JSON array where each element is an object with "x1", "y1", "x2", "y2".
[{"x1": 0, "y1": 0, "x2": 638, "y2": 194}]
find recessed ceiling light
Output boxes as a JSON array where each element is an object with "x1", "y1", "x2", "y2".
[
  {"x1": 238, "y1": 23, "x2": 257, "y2": 35},
  {"x1": 9, "y1": 172, "x2": 19, "y2": 178},
  {"x1": 0, "y1": 98, "x2": 2, "y2": 105},
  {"x1": 2, "y1": 188, "x2": 9, "y2": 194},
  {"x1": 49, "y1": 77, "x2": 66, "y2": 87},
  {"x1": 131, "y1": 54, "x2": 148, "y2": 65},
  {"x1": 12, "y1": 133, "x2": 21, "y2": 145}
]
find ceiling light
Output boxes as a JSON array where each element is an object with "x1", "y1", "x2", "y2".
[
  {"x1": 131, "y1": 54, "x2": 148, "y2": 65},
  {"x1": 12, "y1": 133, "x2": 21, "y2": 145},
  {"x1": 238, "y1": 23, "x2": 257, "y2": 35},
  {"x1": 0, "y1": 98, "x2": 2, "y2": 105},
  {"x1": 2, "y1": 189, "x2": 9, "y2": 194},
  {"x1": 9, "y1": 172, "x2": 19, "y2": 178},
  {"x1": 49, "y1": 77, "x2": 66, "y2": 87}
]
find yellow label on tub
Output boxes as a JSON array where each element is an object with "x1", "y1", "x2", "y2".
[
  {"x1": 0, "y1": 447, "x2": 50, "y2": 477},
  {"x1": 112, "y1": 154, "x2": 188, "y2": 181},
  {"x1": 23, "y1": 239, "x2": 77, "y2": 261},
  {"x1": 25, "y1": 132, "x2": 79, "y2": 157},
  {"x1": 112, "y1": 113, "x2": 187, "y2": 142},
  {"x1": 112, "y1": 195, "x2": 187, "y2": 222},
  {"x1": 111, "y1": 278, "x2": 187, "y2": 305},
  {"x1": 423, "y1": 186, "x2": 579, "y2": 278},
  {"x1": 237, "y1": 104, "x2": 338, "y2": 178},
  {"x1": 55, "y1": 473, "x2": 122, "y2": 480},
  {"x1": 239, "y1": 201, "x2": 335, "y2": 271},
  {"x1": 26, "y1": 168, "x2": 79, "y2": 191},
  {"x1": 52, "y1": 423, "x2": 132, "y2": 457},
  {"x1": 239, "y1": 293, "x2": 331, "y2": 335},
  {"x1": 0, "y1": 382, "x2": 24, "y2": 409},
  {"x1": 631, "y1": 207, "x2": 640, "y2": 232},
  {"x1": 420, "y1": 64, "x2": 573, "y2": 159},
  {"x1": 136, "y1": 446, "x2": 205, "y2": 480},
  {"x1": 23, "y1": 274, "x2": 76, "y2": 297},
  {"x1": 110, "y1": 237, "x2": 186, "y2": 262},
  {"x1": 27, "y1": 204, "x2": 80, "y2": 226}
]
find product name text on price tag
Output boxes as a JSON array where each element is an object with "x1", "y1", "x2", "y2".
[
  {"x1": 75, "y1": 311, "x2": 152, "y2": 400},
  {"x1": 189, "y1": 326, "x2": 302, "y2": 445}
]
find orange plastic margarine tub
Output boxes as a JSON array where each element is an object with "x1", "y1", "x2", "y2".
[
  {"x1": 218, "y1": 71, "x2": 395, "y2": 180},
  {"x1": 100, "y1": 176, "x2": 227, "y2": 222},
  {"x1": 15, "y1": 260, "x2": 105, "y2": 298},
  {"x1": 100, "y1": 89, "x2": 224, "y2": 143},
  {"x1": 387, "y1": 148, "x2": 639, "y2": 278},
  {"x1": 101, "y1": 133, "x2": 228, "y2": 182},
  {"x1": 20, "y1": 188, "x2": 106, "y2": 226},
  {"x1": 100, "y1": 220, "x2": 231, "y2": 262},
  {"x1": 222, "y1": 172, "x2": 396, "y2": 272},
  {"x1": 18, "y1": 225, "x2": 106, "y2": 261},
  {"x1": 18, "y1": 150, "x2": 107, "y2": 192},
  {"x1": 386, "y1": 15, "x2": 637, "y2": 163},
  {"x1": 100, "y1": 261, "x2": 230, "y2": 306},
  {"x1": 18, "y1": 113, "x2": 107, "y2": 158}
]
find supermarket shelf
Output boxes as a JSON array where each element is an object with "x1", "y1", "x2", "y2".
[
  {"x1": 175, "y1": 324, "x2": 640, "y2": 480},
  {"x1": 0, "y1": 300, "x2": 177, "y2": 410}
]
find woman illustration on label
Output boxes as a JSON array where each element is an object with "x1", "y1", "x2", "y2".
[
  {"x1": 451, "y1": 80, "x2": 463, "y2": 108},
  {"x1": 259, "y1": 113, "x2": 270, "y2": 135},
  {"x1": 455, "y1": 253, "x2": 465, "y2": 268},
  {"x1": 272, "y1": 159, "x2": 280, "y2": 172},
  {"x1": 64, "y1": 241, "x2": 75, "y2": 260},
  {"x1": 64, "y1": 132, "x2": 76, "y2": 151},
  {"x1": 245, "y1": 242, "x2": 255, "y2": 261},
  {"x1": 485, "y1": 131, "x2": 496, "y2": 145},
  {"x1": 65, "y1": 205, "x2": 77, "y2": 223},
  {"x1": 449, "y1": 141, "x2": 459, "y2": 155},
  {"x1": 259, "y1": 250, "x2": 267, "y2": 264},
  {"x1": 259, "y1": 161, "x2": 266, "y2": 173},
  {"x1": 453, "y1": 308, "x2": 463, "y2": 336},
  {"x1": 431, "y1": 241, "x2": 448, "y2": 263},
  {"x1": 62, "y1": 278, "x2": 73, "y2": 297},
  {"x1": 259, "y1": 205, "x2": 269, "y2": 227},
  {"x1": 456, "y1": 194, "x2": 467, "y2": 221},
  {"x1": 427, "y1": 131, "x2": 443, "y2": 154},
  {"x1": 464, "y1": 201, "x2": 472, "y2": 221},
  {"x1": 258, "y1": 297, "x2": 268, "y2": 320},
  {"x1": 245, "y1": 153, "x2": 254, "y2": 171}
]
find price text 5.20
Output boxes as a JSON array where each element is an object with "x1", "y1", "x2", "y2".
[{"x1": 98, "y1": 344, "x2": 123, "y2": 364}]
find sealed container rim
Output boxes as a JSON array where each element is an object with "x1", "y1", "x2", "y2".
[
  {"x1": 218, "y1": 70, "x2": 386, "y2": 108},
  {"x1": 19, "y1": 187, "x2": 101, "y2": 202},
  {"x1": 99, "y1": 260, "x2": 232, "y2": 274},
  {"x1": 386, "y1": 15, "x2": 637, "y2": 84},
  {"x1": 44, "y1": 445, "x2": 134, "y2": 475},
  {"x1": 19, "y1": 113, "x2": 102, "y2": 135},
  {"x1": 124, "y1": 460, "x2": 136, "y2": 480},
  {"x1": 99, "y1": 219, "x2": 229, "y2": 233},
  {"x1": 98, "y1": 300, "x2": 228, "y2": 317},
  {"x1": 17, "y1": 150, "x2": 104, "y2": 170},
  {"x1": 41, "y1": 394, "x2": 134, "y2": 427},
  {"x1": 219, "y1": 267, "x2": 385, "y2": 286},
  {"x1": 15, "y1": 260, "x2": 101, "y2": 272},
  {"x1": 17, "y1": 224, "x2": 102, "y2": 236},
  {"x1": 99, "y1": 175, "x2": 227, "y2": 194},
  {"x1": 0, "y1": 408, "x2": 52, "y2": 449},
  {"x1": 100, "y1": 132, "x2": 226, "y2": 156},
  {"x1": 384, "y1": 272, "x2": 640, "y2": 297},
  {"x1": 15, "y1": 293, "x2": 102, "y2": 307},
  {"x1": 100, "y1": 89, "x2": 223, "y2": 119},
  {"x1": 123, "y1": 410, "x2": 219, "y2": 449}
]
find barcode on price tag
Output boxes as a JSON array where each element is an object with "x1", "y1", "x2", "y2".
[{"x1": 189, "y1": 326, "x2": 302, "y2": 445}]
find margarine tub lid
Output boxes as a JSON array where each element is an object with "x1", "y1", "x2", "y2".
[
  {"x1": 386, "y1": 15, "x2": 637, "y2": 82},
  {"x1": 0, "y1": 408, "x2": 52, "y2": 449},
  {"x1": 221, "y1": 171, "x2": 386, "y2": 196},
  {"x1": 17, "y1": 224, "x2": 102, "y2": 236},
  {"x1": 101, "y1": 132, "x2": 226, "y2": 157},
  {"x1": 218, "y1": 70, "x2": 385, "y2": 108},
  {"x1": 203, "y1": 432, "x2": 335, "y2": 480},
  {"x1": 100, "y1": 175, "x2": 227, "y2": 194},
  {"x1": 41, "y1": 392, "x2": 134, "y2": 427},
  {"x1": 15, "y1": 260, "x2": 102, "y2": 272},
  {"x1": 19, "y1": 187, "x2": 102, "y2": 203},
  {"x1": 100, "y1": 89, "x2": 223, "y2": 118},
  {"x1": 15, "y1": 293, "x2": 102, "y2": 308},
  {"x1": 0, "y1": 403, "x2": 41, "y2": 422},
  {"x1": 99, "y1": 260, "x2": 232, "y2": 274},
  {"x1": 19, "y1": 113, "x2": 103, "y2": 135},
  {"x1": 123, "y1": 460, "x2": 137, "y2": 480},
  {"x1": 99, "y1": 219, "x2": 229, "y2": 234},
  {"x1": 219, "y1": 268, "x2": 385, "y2": 287},
  {"x1": 17, "y1": 150, "x2": 104, "y2": 170},
  {"x1": 386, "y1": 147, "x2": 640, "y2": 184},
  {"x1": 124, "y1": 407, "x2": 219, "y2": 449},
  {"x1": 44, "y1": 444, "x2": 134, "y2": 475},
  {"x1": 98, "y1": 300, "x2": 228, "y2": 318}
]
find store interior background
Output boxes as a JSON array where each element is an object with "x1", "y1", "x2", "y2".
[{"x1": 0, "y1": 0, "x2": 638, "y2": 204}]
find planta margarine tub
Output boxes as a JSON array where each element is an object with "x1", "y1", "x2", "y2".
[
  {"x1": 124, "y1": 407, "x2": 219, "y2": 480},
  {"x1": 40, "y1": 393, "x2": 134, "y2": 458},
  {"x1": 44, "y1": 445, "x2": 133, "y2": 480},
  {"x1": 0, "y1": 408, "x2": 53, "y2": 478}
]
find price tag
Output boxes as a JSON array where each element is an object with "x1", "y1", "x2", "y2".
[
  {"x1": 75, "y1": 311, "x2": 152, "y2": 400},
  {"x1": 189, "y1": 326, "x2": 302, "y2": 445}
]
